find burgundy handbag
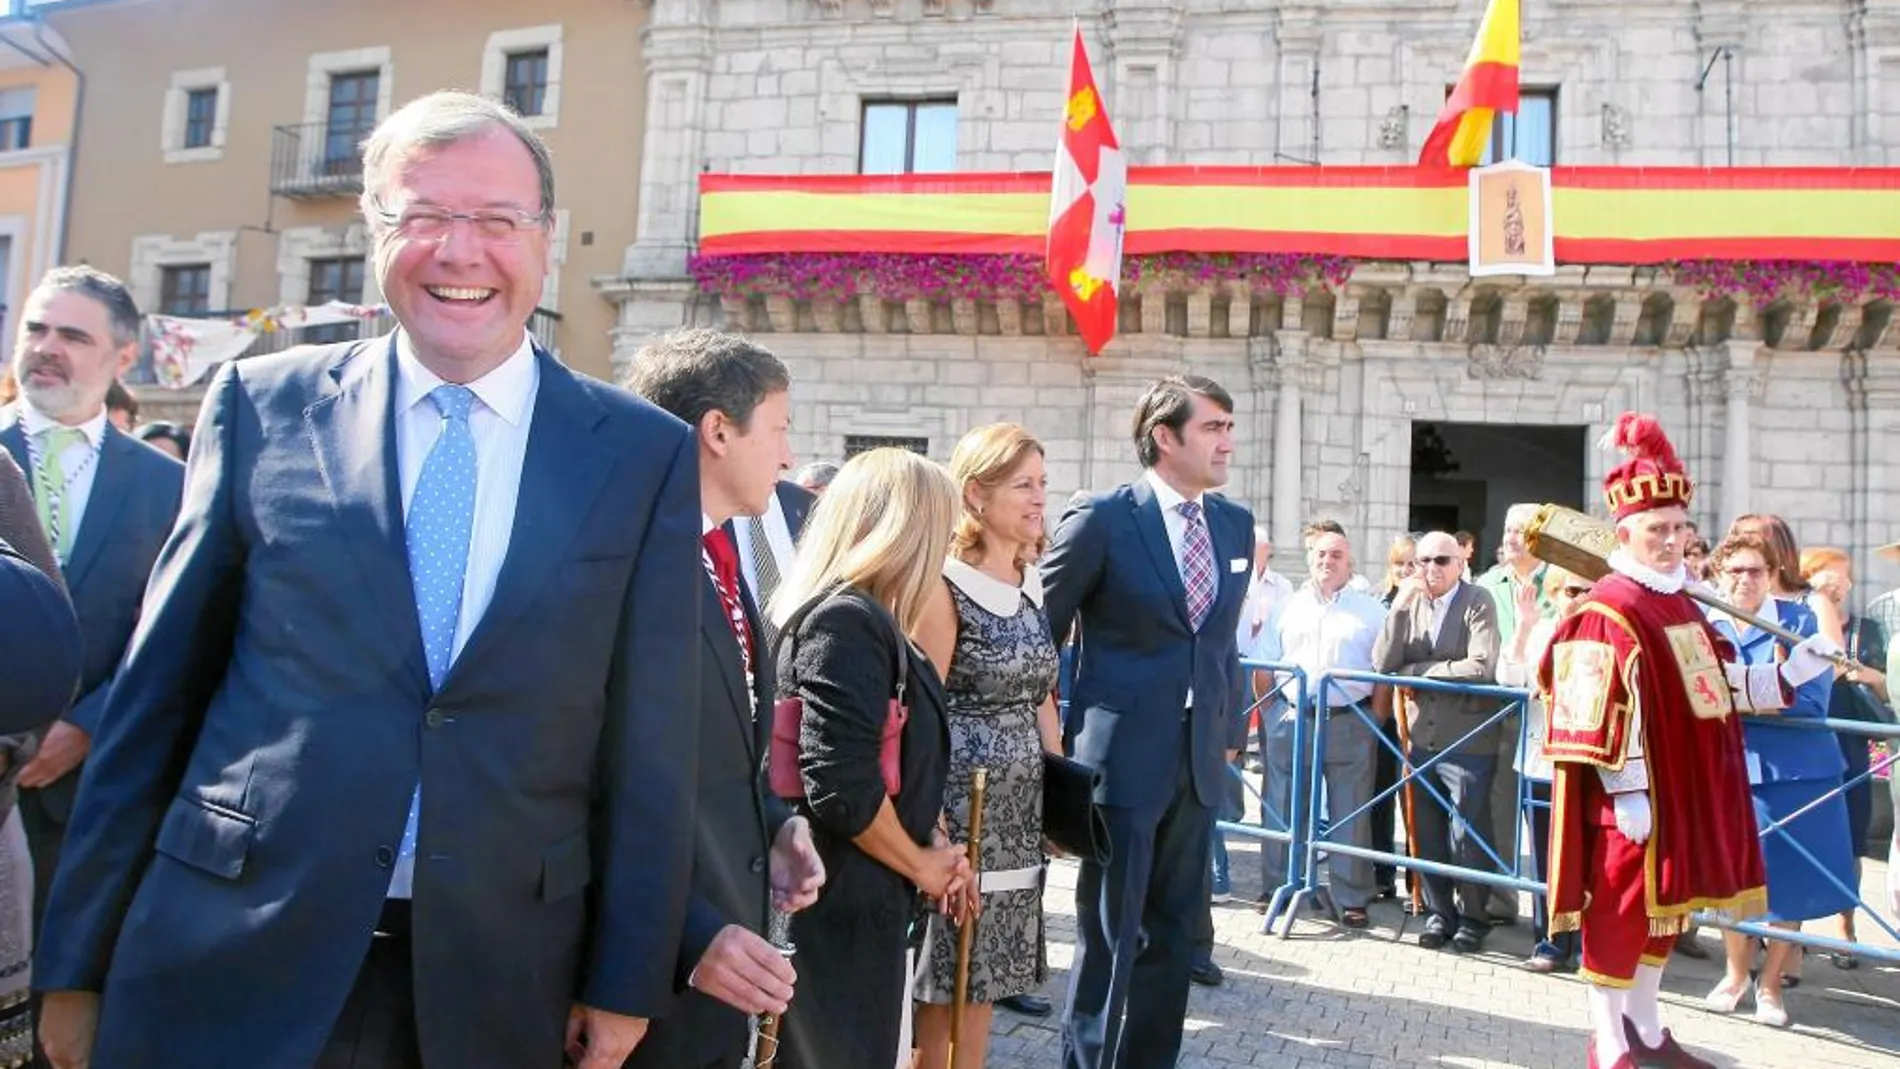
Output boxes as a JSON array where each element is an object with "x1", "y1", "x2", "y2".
[{"x1": 767, "y1": 588, "x2": 911, "y2": 801}]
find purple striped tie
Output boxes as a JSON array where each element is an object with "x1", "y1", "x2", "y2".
[{"x1": 1179, "y1": 500, "x2": 1215, "y2": 630}]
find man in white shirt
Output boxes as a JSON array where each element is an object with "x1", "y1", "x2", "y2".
[{"x1": 1248, "y1": 529, "x2": 1388, "y2": 926}]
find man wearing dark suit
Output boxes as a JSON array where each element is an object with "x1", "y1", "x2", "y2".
[
  {"x1": 0, "y1": 268, "x2": 185, "y2": 945},
  {"x1": 1372, "y1": 529, "x2": 1502, "y2": 955},
  {"x1": 1044, "y1": 375, "x2": 1254, "y2": 1069},
  {"x1": 624, "y1": 329, "x2": 826, "y2": 1069},
  {"x1": 35, "y1": 93, "x2": 699, "y2": 1069}
]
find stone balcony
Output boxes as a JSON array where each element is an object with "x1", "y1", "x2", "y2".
[{"x1": 710, "y1": 261, "x2": 1900, "y2": 355}]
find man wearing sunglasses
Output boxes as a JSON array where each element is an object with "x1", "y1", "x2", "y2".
[
  {"x1": 1537, "y1": 413, "x2": 1839, "y2": 1069},
  {"x1": 1373, "y1": 529, "x2": 1502, "y2": 954}
]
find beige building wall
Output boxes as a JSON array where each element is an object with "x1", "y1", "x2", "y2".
[
  {"x1": 0, "y1": 57, "x2": 77, "y2": 363},
  {"x1": 50, "y1": 0, "x2": 647, "y2": 384}
]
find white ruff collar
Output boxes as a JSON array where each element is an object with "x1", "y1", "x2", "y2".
[
  {"x1": 944, "y1": 558, "x2": 1044, "y2": 617},
  {"x1": 1608, "y1": 549, "x2": 1686, "y2": 595}
]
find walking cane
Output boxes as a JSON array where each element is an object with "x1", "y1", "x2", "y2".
[
  {"x1": 744, "y1": 911, "x2": 795, "y2": 1069},
  {"x1": 946, "y1": 767, "x2": 989, "y2": 1068},
  {"x1": 1392, "y1": 690, "x2": 1426, "y2": 924}
]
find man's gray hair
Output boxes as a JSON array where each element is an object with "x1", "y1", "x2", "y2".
[
  {"x1": 34, "y1": 265, "x2": 142, "y2": 348},
  {"x1": 623, "y1": 328, "x2": 790, "y2": 431},
  {"x1": 1504, "y1": 502, "x2": 1542, "y2": 531},
  {"x1": 359, "y1": 91, "x2": 556, "y2": 227},
  {"x1": 794, "y1": 460, "x2": 840, "y2": 491}
]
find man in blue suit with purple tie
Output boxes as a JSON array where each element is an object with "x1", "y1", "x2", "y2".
[
  {"x1": 35, "y1": 92, "x2": 700, "y2": 1069},
  {"x1": 1043, "y1": 375, "x2": 1254, "y2": 1069}
]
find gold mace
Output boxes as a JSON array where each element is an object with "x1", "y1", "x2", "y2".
[
  {"x1": 947, "y1": 766, "x2": 989, "y2": 1068},
  {"x1": 1524, "y1": 504, "x2": 1866, "y2": 670}
]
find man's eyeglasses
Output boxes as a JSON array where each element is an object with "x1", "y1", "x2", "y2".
[
  {"x1": 1418, "y1": 555, "x2": 1458, "y2": 567},
  {"x1": 1722, "y1": 565, "x2": 1766, "y2": 579},
  {"x1": 374, "y1": 202, "x2": 547, "y2": 245}
]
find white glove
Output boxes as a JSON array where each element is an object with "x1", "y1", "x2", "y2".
[
  {"x1": 1781, "y1": 635, "x2": 1843, "y2": 688},
  {"x1": 1613, "y1": 792, "x2": 1652, "y2": 845}
]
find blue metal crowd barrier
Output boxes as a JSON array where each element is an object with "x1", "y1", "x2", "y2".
[
  {"x1": 1287, "y1": 670, "x2": 1536, "y2": 939},
  {"x1": 1222, "y1": 666, "x2": 1900, "y2": 966},
  {"x1": 1222, "y1": 659, "x2": 1309, "y2": 931}
]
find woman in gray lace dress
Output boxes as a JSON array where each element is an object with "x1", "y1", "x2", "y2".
[{"x1": 914, "y1": 423, "x2": 1060, "y2": 1069}]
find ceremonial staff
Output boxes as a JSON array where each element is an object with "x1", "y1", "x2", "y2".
[
  {"x1": 743, "y1": 911, "x2": 795, "y2": 1069},
  {"x1": 1525, "y1": 504, "x2": 1868, "y2": 670},
  {"x1": 947, "y1": 767, "x2": 989, "y2": 1067}
]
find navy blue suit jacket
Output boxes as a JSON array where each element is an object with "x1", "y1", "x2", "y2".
[
  {"x1": 0, "y1": 409, "x2": 183, "y2": 821},
  {"x1": 0, "y1": 537, "x2": 81, "y2": 734},
  {"x1": 1042, "y1": 478, "x2": 1254, "y2": 810},
  {"x1": 35, "y1": 338, "x2": 702, "y2": 1069}
]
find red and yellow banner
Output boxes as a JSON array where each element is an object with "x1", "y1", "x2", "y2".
[{"x1": 696, "y1": 167, "x2": 1900, "y2": 265}]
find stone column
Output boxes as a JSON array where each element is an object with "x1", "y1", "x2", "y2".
[
  {"x1": 1721, "y1": 340, "x2": 1762, "y2": 523},
  {"x1": 1272, "y1": 334, "x2": 1307, "y2": 554}
]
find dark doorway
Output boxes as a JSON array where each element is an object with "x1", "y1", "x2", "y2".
[{"x1": 1408, "y1": 421, "x2": 1588, "y2": 567}]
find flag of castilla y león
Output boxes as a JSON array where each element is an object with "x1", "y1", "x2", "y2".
[
  {"x1": 1046, "y1": 26, "x2": 1127, "y2": 356},
  {"x1": 1418, "y1": 0, "x2": 1521, "y2": 167}
]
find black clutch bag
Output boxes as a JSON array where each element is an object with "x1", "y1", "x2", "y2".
[{"x1": 1042, "y1": 752, "x2": 1112, "y2": 866}]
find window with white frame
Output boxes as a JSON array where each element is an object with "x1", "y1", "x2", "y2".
[
  {"x1": 481, "y1": 26, "x2": 563, "y2": 128},
  {"x1": 0, "y1": 87, "x2": 33, "y2": 153},
  {"x1": 860, "y1": 99, "x2": 957, "y2": 174},
  {"x1": 130, "y1": 232, "x2": 237, "y2": 320},
  {"x1": 162, "y1": 68, "x2": 229, "y2": 163}
]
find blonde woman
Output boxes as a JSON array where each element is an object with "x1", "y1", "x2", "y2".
[
  {"x1": 769, "y1": 448, "x2": 970, "y2": 1069},
  {"x1": 912, "y1": 425, "x2": 1060, "y2": 1069}
]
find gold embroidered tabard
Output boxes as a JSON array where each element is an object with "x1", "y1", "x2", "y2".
[{"x1": 1663, "y1": 622, "x2": 1731, "y2": 721}]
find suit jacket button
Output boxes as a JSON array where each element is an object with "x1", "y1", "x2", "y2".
[
  {"x1": 375, "y1": 846, "x2": 394, "y2": 868},
  {"x1": 749, "y1": 857, "x2": 766, "y2": 874},
  {"x1": 425, "y1": 709, "x2": 445, "y2": 729}
]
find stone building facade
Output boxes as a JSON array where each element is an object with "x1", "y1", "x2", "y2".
[{"x1": 604, "y1": 0, "x2": 1900, "y2": 592}]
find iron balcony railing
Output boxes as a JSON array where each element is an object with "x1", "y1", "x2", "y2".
[{"x1": 270, "y1": 121, "x2": 371, "y2": 198}]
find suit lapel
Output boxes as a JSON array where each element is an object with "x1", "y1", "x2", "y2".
[
  {"x1": 60, "y1": 427, "x2": 137, "y2": 589},
  {"x1": 1130, "y1": 478, "x2": 1191, "y2": 628},
  {"x1": 305, "y1": 338, "x2": 429, "y2": 696},
  {"x1": 701, "y1": 575, "x2": 757, "y2": 763},
  {"x1": 446, "y1": 350, "x2": 612, "y2": 683},
  {"x1": 0, "y1": 414, "x2": 26, "y2": 475}
]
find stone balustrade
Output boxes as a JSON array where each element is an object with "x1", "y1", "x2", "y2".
[{"x1": 710, "y1": 261, "x2": 1898, "y2": 354}]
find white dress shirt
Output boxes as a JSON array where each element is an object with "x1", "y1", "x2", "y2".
[
  {"x1": 1425, "y1": 582, "x2": 1465, "y2": 646},
  {"x1": 1250, "y1": 583, "x2": 1387, "y2": 705},
  {"x1": 1238, "y1": 566, "x2": 1294, "y2": 647},
  {"x1": 733, "y1": 487, "x2": 797, "y2": 607},
  {"x1": 394, "y1": 330, "x2": 539, "y2": 669},
  {"x1": 19, "y1": 401, "x2": 109, "y2": 551}
]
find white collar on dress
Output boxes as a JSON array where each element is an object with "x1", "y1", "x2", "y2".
[
  {"x1": 944, "y1": 557, "x2": 1044, "y2": 616},
  {"x1": 1609, "y1": 549, "x2": 1686, "y2": 595}
]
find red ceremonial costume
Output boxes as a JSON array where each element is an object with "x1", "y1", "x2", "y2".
[{"x1": 1536, "y1": 417, "x2": 1766, "y2": 990}]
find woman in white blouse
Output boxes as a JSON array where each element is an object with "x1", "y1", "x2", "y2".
[
  {"x1": 1495, "y1": 565, "x2": 1592, "y2": 973},
  {"x1": 913, "y1": 424, "x2": 1061, "y2": 1069}
]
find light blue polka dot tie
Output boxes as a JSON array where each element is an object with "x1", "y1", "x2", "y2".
[{"x1": 393, "y1": 384, "x2": 477, "y2": 894}]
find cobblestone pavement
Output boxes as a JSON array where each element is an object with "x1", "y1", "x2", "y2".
[{"x1": 985, "y1": 837, "x2": 1900, "y2": 1069}]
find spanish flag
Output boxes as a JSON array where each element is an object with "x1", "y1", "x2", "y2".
[{"x1": 1418, "y1": 0, "x2": 1520, "y2": 168}]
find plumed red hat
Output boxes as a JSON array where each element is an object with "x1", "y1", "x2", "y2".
[{"x1": 1601, "y1": 412, "x2": 1693, "y2": 521}]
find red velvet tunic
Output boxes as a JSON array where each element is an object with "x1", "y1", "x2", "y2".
[{"x1": 1536, "y1": 573, "x2": 1767, "y2": 937}]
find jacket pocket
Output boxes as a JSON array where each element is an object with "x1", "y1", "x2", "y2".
[
  {"x1": 152, "y1": 796, "x2": 257, "y2": 881},
  {"x1": 541, "y1": 831, "x2": 593, "y2": 902}
]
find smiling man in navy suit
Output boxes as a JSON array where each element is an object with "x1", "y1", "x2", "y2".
[
  {"x1": 1043, "y1": 374, "x2": 1254, "y2": 1069},
  {"x1": 35, "y1": 92, "x2": 700, "y2": 1069}
]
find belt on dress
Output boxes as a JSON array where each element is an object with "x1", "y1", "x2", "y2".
[{"x1": 978, "y1": 865, "x2": 1043, "y2": 894}]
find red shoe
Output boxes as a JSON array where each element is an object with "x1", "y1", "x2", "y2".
[
  {"x1": 1622, "y1": 1018, "x2": 1716, "y2": 1069},
  {"x1": 1589, "y1": 1040, "x2": 1639, "y2": 1069}
]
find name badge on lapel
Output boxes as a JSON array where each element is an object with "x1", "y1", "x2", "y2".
[{"x1": 1229, "y1": 558, "x2": 1248, "y2": 573}]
